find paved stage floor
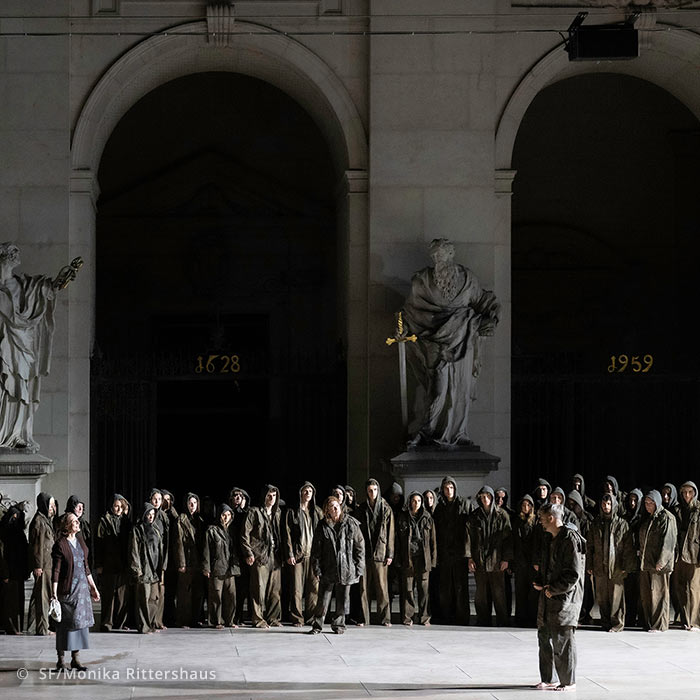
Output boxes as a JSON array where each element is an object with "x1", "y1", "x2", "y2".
[{"x1": 1, "y1": 622, "x2": 699, "y2": 699}]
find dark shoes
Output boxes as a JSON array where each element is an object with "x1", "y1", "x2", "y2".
[{"x1": 308, "y1": 628, "x2": 321, "y2": 635}]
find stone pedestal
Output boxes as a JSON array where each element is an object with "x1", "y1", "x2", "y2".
[
  {"x1": 0, "y1": 450, "x2": 54, "y2": 512},
  {"x1": 390, "y1": 445, "x2": 501, "y2": 502}
]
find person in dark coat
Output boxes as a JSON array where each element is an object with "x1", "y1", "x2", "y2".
[
  {"x1": 28, "y1": 491, "x2": 56, "y2": 635},
  {"x1": 467, "y1": 485, "x2": 513, "y2": 626},
  {"x1": 512, "y1": 495, "x2": 538, "y2": 627},
  {"x1": 358, "y1": 478, "x2": 395, "y2": 626},
  {"x1": 570, "y1": 473, "x2": 596, "y2": 515},
  {"x1": 344, "y1": 486, "x2": 357, "y2": 516},
  {"x1": 241, "y1": 484, "x2": 283, "y2": 628},
  {"x1": 586, "y1": 493, "x2": 634, "y2": 632},
  {"x1": 174, "y1": 492, "x2": 205, "y2": 628},
  {"x1": 533, "y1": 502, "x2": 586, "y2": 692},
  {"x1": 532, "y1": 478, "x2": 552, "y2": 511},
  {"x1": 602, "y1": 476, "x2": 627, "y2": 517},
  {"x1": 51, "y1": 512, "x2": 100, "y2": 672},
  {"x1": 433, "y1": 475, "x2": 470, "y2": 625},
  {"x1": 395, "y1": 491, "x2": 436, "y2": 626},
  {"x1": 128, "y1": 502, "x2": 167, "y2": 634},
  {"x1": 228, "y1": 487, "x2": 250, "y2": 624},
  {"x1": 623, "y1": 487, "x2": 644, "y2": 627},
  {"x1": 422, "y1": 489, "x2": 437, "y2": 515},
  {"x1": 308, "y1": 496, "x2": 365, "y2": 634},
  {"x1": 147, "y1": 488, "x2": 169, "y2": 629},
  {"x1": 567, "y1": 490, "x2": 593, "y2": 624},
  {"x1": 160, "y1": 488, "x2": 179, "y2": 627},
  {"x1": 0, "y1": 505, "x2": 29, "y2": 634},
  {"x1": 660, "y1": 482, "x2": 682, "y2": 623},
  {"x1": 64, "y1": 496, "x2": 92, "y2": 564},
  {"x1": 202, "y1": 503, "x2": 240, "y2": 628},
  {"x1": 284, "y1": 481, "x2": 323, "y2": 626},
  {"x1": 94, "y1": 494, "x2": 130, "y2": 631},
  {"x1": 331, "y1": 485, "x2": 349, "y2": 512},
  {"x1": 676, "y1": 481, "x2": 700, "y2": 632},
  {"x1": 638, "y1": 489, "x2": 677, "y2": 632}
]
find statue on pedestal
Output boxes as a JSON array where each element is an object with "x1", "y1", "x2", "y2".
[
  {"x1": 0, "y1": 243, "x2": 82, "y2": 451},
  {"x1": 400, "y1": 238, "x2": 499, "y2": 449}
]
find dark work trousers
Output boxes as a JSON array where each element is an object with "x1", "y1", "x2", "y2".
[
  {"x1": 135, "y1": 581, "x2": 158, "y2": 634},
  {"x1": 538, "y1": 622, "x2": 577, "y2": 686},
  {"x1": 348, "y1": 580, "x2": 363, "y2": 624},
  {"x1": 153, "y1": 580, "x2": 166, "y2": 629},
  {"x1": 288, "y1": 557, "x2": 319, "y2": 625},
  {"x1": 164, "y1": 566, "x2": 178, "y2": 627},
  {"x1": 249, "y1": 561, "x2": 281, "y2": 626},
  {"x1": 594, "y1": 575, "x2": 626, "y2": 632},
  {"x1": 474, "y1": 568, "x2": 509, "y2": 626},
  {"x1": 514, "y1": 569, "x2": 538, "y2": 627},
  {"x1": 1, "y1": 579, "x2": 24, "y2": 634},
  {"x1": 235, "y1": 561, "x2": 251, "y2": 624},
  {"x1": 400, "y1": 568, "x2": 430, "y2": 624},
  {"x1": 504, "y1": 570, "x2": 513, "y2": 618},
  {"x1": 99, "y1": 572, "x2": 128, "y2": 630},
  {"x1": 360, "y1": 560, "x2": 391, "y2": 625},
  {"x1": 176, "y1": 569, "x2": 204, "y2": 627},
  {"x1": 674, "y1": 560, "x2": 700, "y2": 629},
  {"x1": 639, "y1": 569, "x2": 670, "y2": 631},
  {"x1": 311, "y1": 581, "x2": 350, "y2": 632},
  {"x1": 624, "y1": 572, "x2": 640, "y2": 627},
  {"x1": 438, "y1": 559, "x2": 469, "y2": 625},
  {"x1": 28, "y1": 571, "x2": 52, "y2": 635},
  {"x1": 207, "y1": 574, "x2": 237, "y2": 627},
  {"x1": 579, "y1": 572, "x2": 594, "y2": 623}
]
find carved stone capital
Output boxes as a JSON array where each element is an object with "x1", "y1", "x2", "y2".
[
  {"x1": 70, "y1": 169, "x2": 101, "y2": 209},
  {"x1": 495, "y1": 169, "x2": 517, "y2": 196}
]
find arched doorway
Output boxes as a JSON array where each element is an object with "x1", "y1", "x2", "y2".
[
  {"x1": 91, "y1": 72, "x2": 346, "y2": 511},
  {"x1": 511, "y1": 72, "x2": 700, "y2": 497}
]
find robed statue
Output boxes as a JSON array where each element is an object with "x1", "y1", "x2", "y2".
[
  {"x1": 0, "y1": 243, "x2": 82, "y2": 451},
  {"x1": 401, "y1": 238, "x2": 499, "y2": 448}
]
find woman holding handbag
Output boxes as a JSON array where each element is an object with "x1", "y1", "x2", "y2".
[{"x1": 51, "y1": 512, "x2": 100, "y2": 671}]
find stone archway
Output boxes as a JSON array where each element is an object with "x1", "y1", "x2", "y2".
[{"x1": 69, "y1": 21, "x2": 369, "y2": 496}]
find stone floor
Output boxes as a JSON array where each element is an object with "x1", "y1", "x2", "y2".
[{"x1": 1, "y1": 622, "x2": 699, "y2": 699}]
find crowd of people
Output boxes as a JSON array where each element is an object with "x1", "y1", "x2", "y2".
[{"x1": 0, "y1": 474, "x2": 698, "y2": 649}]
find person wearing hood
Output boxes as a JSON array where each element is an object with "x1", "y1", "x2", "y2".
[
  {"x1": 331, "y1": 485, "x2": 348, "y2": 511},
  {"x1": 147, "y1": 488, "x2": 169, "y2": 630},
  {"x1": 675, "y1": 481, "x2": 700, "y2": 631},
  {"x1": 638, "y1": 489, "x2": 677, "y2": 632},
  {"x1": 570, "y1": 474, "x2": 596, "y2": 516},
  {"x1": 533, "y1": 502, "x2": 586, "y2": 692},
  {"x1": 308, "y1": 496, "x2": 365, "y2": 634},
  {"x1": 64, "y1": 496, "x2": 92, "y2": 564},
  {"x1": 0, "y1": 505, "x2": 29, "y2": 634},
  {"x1": 532, "y1": 488, "x2": 578, "y2": 579},
  {"x1": 358, "y1": 478, "x2": 395, "y2": 626},
  {"x1": 512, "y1": 495, "x2": 539, "y2": 627},
  {"x1": 422, "y1": 489, "x2": 437, "y2": 515},
  {"x1": 623, "y1": 488, "x2": 644, "y2": 628},
  {"x1": 467, "y1": 485, "x2": 513, "y2": 626},
  {"x1": 28, "y1": 492, "x2": 56, "y2": 635},
  {"x1": 566, "y1": 490, "x2": 594, "y2": 624},
  {"x1": 395, "y1": 491, "x2": 436, "y2": 626},
  {"x1": 602, "y1": 476, "x2": 627, "y2": 517},
  {"x1": 661, "y1": 483, "x2": 681, "y2": 522},
  {"x1": 284, "y1": 482, "x2": 323, "y2": 626},
  {"x1": 241, "y1": 484, "x2": 283, "y2": 628},
  {"x1": 175, "y1": 492, "x2": 205, "y2": 628},
  {"x1": 494, "y1": 487, "x2": 514, "y2": 619},
  {"x1": 160, "y1": 489, "x2": 179, "y2": 628},
  {"x1": 128, "y1": 502, "x2": 167, "y2": 634},
  {"x1": 344, "y1": 486, "x2": 357, "y2": 516},
  {"x1": 586, "y1": 493, "x2": 634, "y2": 632},
  {"x1": 532, "y1": 479, "x2": 551, "y2": 511},
  {"x1": 95, "y1": 494, "x2": 130, "y2": 631},
  {"x1": 202, "y1": 503, "x2": 240, "y2": 628},
  {"x1": 433, "y1": 475, "x2": 470, "y2": 625},
  {"x1": 229, "y1": 487, "x2": 251, "y2": 625}
]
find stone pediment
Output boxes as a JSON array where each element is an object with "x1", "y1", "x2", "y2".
[{"x1": 98, "y1": 150, "x2": 330, "y2": 219}]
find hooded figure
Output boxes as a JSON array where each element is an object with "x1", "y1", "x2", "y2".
[
  {"x1": 622, "y1": 487, "x2": 644, "y2": 627},
  {"x1": 532, "y1": 479, "x2": 552, "y2": 511},
  {"x1": 571, "y1": 474, "x2": 596, "y2": 515},
  {"x1": 174, "y1": 492, "x2": 205, "y2": 628},
  {"x1": 566, "y1": 489, "x2": 594, "y2": 624},
  {"x1": 603, "y1": 476, "x2": 627, "y2": 517},
  {"x1": 532, "y1": 488, "x2": 578, "y2": 577},
  {"x1": 395, "y1": 491, "x2": 436, "y2": 625},
  {"x1": 586, "y1": 493, "x2": 634, "y2": 632},
  {"x1": 241, "y1": 484, "x2": 283, "y2": 628},
  {"x1": 28, "y1": 491, "x2": 56, "y2": 635},
  {"x1": 0, "y1": 505, "x2": 29, "y2": 633},
  {"x1": 467, "y1": 485, "x2": 513, "y2": 626},
  {"x1": 675, "y1": 481, "x2": 700, "y2": 631},
  {"x1": 512, "y1": 494, "x2": 538, "y2": 627},
  {"x1": 228, "y1": 486, "x2": 250, "y2": 625},
  {"x1": 358, "y1": 478, "x2": 395, "y2": 626},
  {"x1": 202, "y1": 503, "x2": 240, "y2": 628},
  {"x1": 638, "y1": 489, "x2": 677, "y2": 632},
  {"x1": 94, "y1": 493, "x2": 130, "y2": 632},
  {"x1": 661, "y1": 483, "x2": 681, "y2": 523},
  {"x1": 128, "y1": 503, "x2": 167, "y2": 634},
  {"x1": 159, "y1": 488, "x2": 178, "y2": 628},
  {"x1": 433, "y1": 475, "x2": 470, "y2": 625},
  {"x1": 344, "y1": 485, "x2": 357, "y2": 515},
  {"x1": 64, "y1": 496, "x2": 92, "y2": 560},
  {"x1": 309, "y1": 496, "x2": 365, "y2": 634},
  {"x1": 284, "y1": 482, "x2": 323, "y2": 626}
]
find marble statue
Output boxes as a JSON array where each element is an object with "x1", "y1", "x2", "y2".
[
  {"x1": 401, "y1": 238, "x2": 499, "y2": 448},
  {"x1": 0, "y1": 243, "x2": 81, "y2": 451}
]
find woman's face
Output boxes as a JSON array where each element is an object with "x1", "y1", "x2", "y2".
[{"x1": 67, "y1": 513, "x2": 80, "y2": 534}]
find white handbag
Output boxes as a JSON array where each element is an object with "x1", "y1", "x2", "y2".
[{"x1": 49, "y1": 597, "x2": 62, "y2": 623}]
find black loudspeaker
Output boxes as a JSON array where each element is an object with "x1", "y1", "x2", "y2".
[{"x1": 566, "y1": 13, "x2": 639, "y2": 61}]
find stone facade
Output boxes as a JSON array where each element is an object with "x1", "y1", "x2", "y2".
[{"x1": 1, "y1": 0, "x2": 699, "y2": 516}]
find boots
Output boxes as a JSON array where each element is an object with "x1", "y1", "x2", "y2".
[
  {"x1": 55, "y1": 652, "x2": 67, "y2": 671},
  {"x1": 70, "y1": 651, "x2": 87, "y2": 671}
]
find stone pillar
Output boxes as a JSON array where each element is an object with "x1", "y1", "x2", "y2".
[
  {"x1": 0, "y1": 452, "x2": 54, "y2": 513},
  {"x1": 68, "y1": 169, "x2": 99, "y2": 517}
]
